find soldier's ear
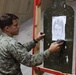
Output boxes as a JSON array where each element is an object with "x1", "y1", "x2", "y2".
[{"x1": 4, "y1": 26, "x2": 10, "y2": 32}]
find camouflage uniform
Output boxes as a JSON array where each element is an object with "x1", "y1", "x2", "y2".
[{"x1": 0, "y1": 33, "x2": 51, "y2": 75}]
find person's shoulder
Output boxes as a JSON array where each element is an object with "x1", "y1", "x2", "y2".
[
  {"x1": 6, "y1": 36, "x2": 17, "y2": 45},
  {"x1": 0, "y1": 35, "x2": 17, "y2": 45}
]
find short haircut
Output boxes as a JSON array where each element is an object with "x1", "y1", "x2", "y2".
[{"x1": 0, "y1": 13, "x2": 19, "y2": 30}]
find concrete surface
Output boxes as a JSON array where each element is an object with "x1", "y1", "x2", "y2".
[{"x1": 0, "y1": 0, "x2": 53, "y2": 24}]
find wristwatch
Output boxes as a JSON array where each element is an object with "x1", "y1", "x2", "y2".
[{"x1": 33, "y1": 39, "x2": 38, "y2": 43}]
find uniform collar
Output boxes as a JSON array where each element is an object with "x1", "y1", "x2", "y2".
[{"x1": 1, "y1": 32, "x2": 10, "y2": 37}]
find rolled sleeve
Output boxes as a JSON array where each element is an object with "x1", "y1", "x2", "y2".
[{"x1": 43, "y1": 49, "x2": 51, "y2": 58}]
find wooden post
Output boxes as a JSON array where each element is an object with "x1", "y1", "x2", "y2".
[{"x1": 32, "y1": 0, "x2": 41, "y2": 75}]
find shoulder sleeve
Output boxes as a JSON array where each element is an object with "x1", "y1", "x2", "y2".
[{"x1": 8, "y1": 41, "x2": 51, "y2": 67}]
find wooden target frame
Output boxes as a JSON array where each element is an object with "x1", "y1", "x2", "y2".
[{"x1": 32, "y1": 0, "x2": 75, "y2": 75}]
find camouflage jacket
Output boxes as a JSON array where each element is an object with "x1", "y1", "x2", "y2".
[{"x1": 0, "y1": 32, "x2": 51, "y2": 75}]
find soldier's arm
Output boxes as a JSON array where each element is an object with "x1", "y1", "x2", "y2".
[
  {"x1": 22, "y1": 40, "x2": 36, "y2": 52},
  {"x1": 9, "y1": 41, "x2": 50, "y2": 67},
  {"x1": 22, "y1": 32, "x2": 45, "y2": 52}
]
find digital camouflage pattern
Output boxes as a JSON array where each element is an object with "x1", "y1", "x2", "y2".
[{"x1": 0, "y1": 32, "x2": 50, "y2": 75}]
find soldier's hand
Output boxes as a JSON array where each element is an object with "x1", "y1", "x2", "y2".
[
  {"x1": 35, "y1": 32, "x2": 45, "y2": 42},
  {"x1": 48, "y1": 42, "x2": 63, "y2": 54}
]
